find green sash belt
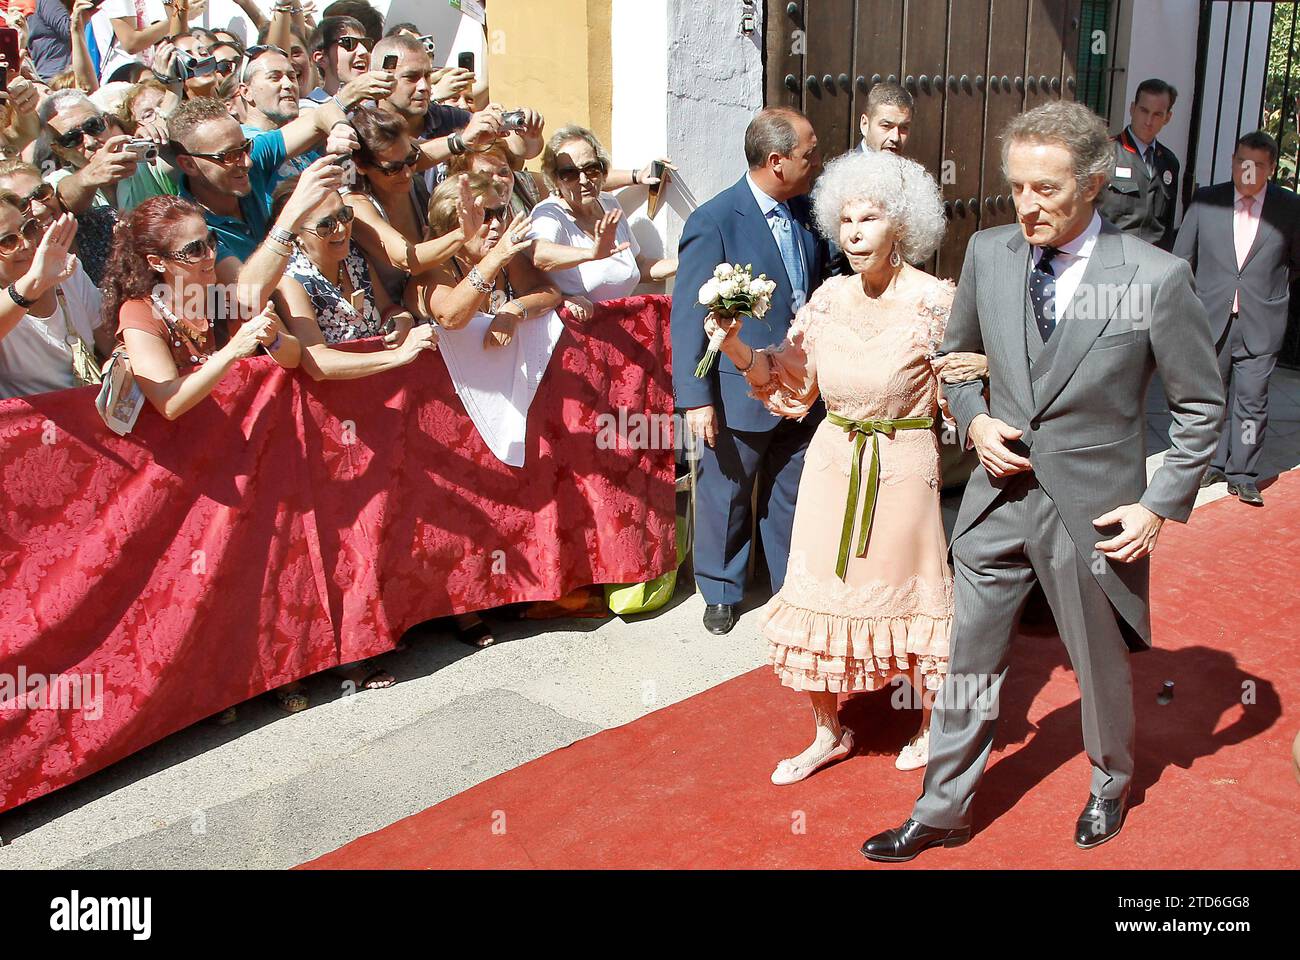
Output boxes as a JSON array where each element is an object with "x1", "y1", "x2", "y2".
[{"x1": 826, "y1": 412, "x2": 934, "y2": 581}]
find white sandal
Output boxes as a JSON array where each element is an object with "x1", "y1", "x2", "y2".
[
  {"x1": 770, "y1": 728, "x2": 855, "y2": 785},
  {"x1": 895, "y1": 729, "x2": 930, "y2": 771}
]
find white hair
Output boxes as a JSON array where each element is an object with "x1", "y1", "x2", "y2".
[{"x1": 812, "y1": 149, "x2": 946, "y2": 264}]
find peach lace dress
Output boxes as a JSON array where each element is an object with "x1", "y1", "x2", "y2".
[{"x1": 752, "y1": 272, "x2": 955, "y2": 693}]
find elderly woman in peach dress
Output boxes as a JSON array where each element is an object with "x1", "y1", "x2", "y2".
[{"x1": 706, "y1": 149, "x2": 987, "y2": 780}]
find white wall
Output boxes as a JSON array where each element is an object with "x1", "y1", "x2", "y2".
[
  {"x1": 1117, "y1": 0, "x2": 1275, "y2": 194},
  {"x1": 664, "y1": 0, "x2": 764, "y2": 253},
  {"x1": 1111, "y1": 0, "x2": 1199, "y2": 177},
  {"x1": 610, "y1": 0, "x2": 669, "y2": 265}
]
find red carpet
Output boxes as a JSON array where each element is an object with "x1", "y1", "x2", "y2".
[{"x1": 302, "y1": 473, "x2": 1300, "y2": 869}]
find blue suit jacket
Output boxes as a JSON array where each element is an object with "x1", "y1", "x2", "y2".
[{"x1": 671, "y1": 176, "x2": 828, "y2": 433}]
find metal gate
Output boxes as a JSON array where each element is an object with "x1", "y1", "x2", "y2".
[
  {"x1": 764, "y1": 0, "x2": 1087, "y2": 278},
  {"x1": 1187, "y1": 0, "x2": 1300, "y2": 366}
]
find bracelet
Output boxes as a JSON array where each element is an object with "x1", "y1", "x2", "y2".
[
  {"x1": 7, "y1": 282, "x2": 35, "y2": 308},
  {"x1": 734, "y1": 344, "x2": 756, "y2": 374},
  {"x1": 466, "y1": 265, "x2": 493, "y2": 295}
]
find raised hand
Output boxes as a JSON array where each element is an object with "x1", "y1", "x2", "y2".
[
  {"x1": 591, "y1": 209, "x2": 630, "y2": 261},
  {"x1": 430, "y1": 67, "x2": 474, "y2": 103},
  {"x1": 278, "y1": 154, "x2": 347, "y2": 229},
  {"x1": 339, "y1": 70, "x2": 396, "y2": 108},
  {"x1": 455, "y1": 174, "x2": 484, "y2": 241},
  {"x1": 26, "y1": 213, "x2": 79, "y2": 293},
  {"x1": 485, "y1": 210, "x2": 534, "y2": 267},
  {"x1": 462, "y1": 107, "x2": 505, "y2": 149}
]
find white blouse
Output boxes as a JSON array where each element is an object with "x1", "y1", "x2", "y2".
[{"x1": 530, "y1": 193, "x2": 641, "y2": 303}]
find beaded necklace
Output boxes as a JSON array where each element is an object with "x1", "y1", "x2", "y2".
[{"x1": 149, "y1": 292, "x2": 211, "y2": 366}]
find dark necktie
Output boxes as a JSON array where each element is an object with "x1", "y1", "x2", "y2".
[{"x1": 1030, "y1": 246, "x2": 1061, "y2": 342}]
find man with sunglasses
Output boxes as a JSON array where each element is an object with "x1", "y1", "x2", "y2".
[
  {"x1": 39, "y1": 89, "x2": 172, "y2": 220},
  {"x1": 167, "y1": 94, "x2": 355, "y2": 264}
]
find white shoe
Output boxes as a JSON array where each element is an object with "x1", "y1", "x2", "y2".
[
  {"x1": 895, "y1": 729, "x2": 930, "y2": 771},
  {"x1": 770, "y1": 729, "x2": 855, "y2": 785}
]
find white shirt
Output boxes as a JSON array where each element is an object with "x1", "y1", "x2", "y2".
[
  {"x1": 94, "y1": 0, "x2": 169, "y2": 83},
  {"x1": 1032, "y1": 211, "x2": 1102, "y2": 323},
  {"x1": 0, "y1": 260, "x2": 104, "y2": 400},
  {"x1": 531, "y1": 193, "x2": 641, "y2": 303}
]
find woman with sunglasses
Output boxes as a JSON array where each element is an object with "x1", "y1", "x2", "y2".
[
  {"x1": 269, "y1": 173, "x2": 435, "y2": 379},
  {"x1": 408, "y1": 176, "x2": 559, "y2": 352},
  {"x1": 0, "y1": 198, "x2": 104, "y2": 400},
  {"x1": 531, "y1": 126, "x2": 677, "y2": 323},
  {"x1": 101, "y1": 195, "x2": 299, "y2": 421},
  {"x1": 345, "y1": 104, "x2": 482, "y2": 303}
]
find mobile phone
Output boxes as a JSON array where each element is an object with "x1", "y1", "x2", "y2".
[
  {"x1": 382, "y1": 54, "x2": 398, "y2": 71},
  {"x1": 0, "y1": 28, "x2": 20, "y2": 75},
  {"x1": 457, "y1": 51, "x2": 475, "y2": 74}
]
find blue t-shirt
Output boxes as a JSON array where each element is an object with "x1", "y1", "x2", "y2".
[{"x1": 179, "y1": 129, "x2": 288, "y2": 263}]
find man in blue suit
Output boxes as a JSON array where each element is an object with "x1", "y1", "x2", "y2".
[{"x1": 671, "y1": 107, "x2": 827, "y2": 635}]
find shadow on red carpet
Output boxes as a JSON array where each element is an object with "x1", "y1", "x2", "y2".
[{"x1": 301, "y1": 474, "x2": 1299, "y2": 869}]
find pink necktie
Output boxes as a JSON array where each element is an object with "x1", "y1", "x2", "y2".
[{"x1": 1232, "y1": 194, "x2": 1257, "y2": 313}]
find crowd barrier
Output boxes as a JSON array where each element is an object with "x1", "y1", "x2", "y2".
[{"x1": 0, "y1": 296, "x2": 676, "y2": 815}]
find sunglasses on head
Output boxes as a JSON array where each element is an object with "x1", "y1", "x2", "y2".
[
  {"x1": 555, "y1": 160, "x2": 606, "y2": 184},
  {"x1": 165, "y1": 230, "x2": 219, "y2": 264},
  {"x1": 175, "y1": 138, "x2": 254, "y2": 166},
  {"x1": 306, "y1": 205, "x2": 356, "y2": 236},
  {"x1": 333, "y1": 35, "x2": 370, "y2": 53},
  {"x1": 53, "y1": 114, "x2": 108, "y2": 149},
  {"x1": 0, "y1": 217, "x2": 44, "y2": 256},
  {"x1": 370, "y1": 147, "x2": 420, "y2": 175},
  {"x1": 240, "y1": 44, "x2": 289, "y2": 83}
]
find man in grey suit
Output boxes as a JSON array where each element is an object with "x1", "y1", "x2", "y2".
[
  {"x1": 1174, "y1": 131, "x2": 1300, "y2": 505},
  {"x1": 862, "y1": 102, "x2": 1225, "y2": 862}
]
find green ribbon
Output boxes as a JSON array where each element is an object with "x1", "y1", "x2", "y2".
[{"x1": 827, "y1": 413, "x2": 934, "y2": 581}]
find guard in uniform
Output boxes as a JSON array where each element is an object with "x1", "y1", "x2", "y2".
[{"x1": 1100, "y1": 79, "x2": 1180, "y2": 251}]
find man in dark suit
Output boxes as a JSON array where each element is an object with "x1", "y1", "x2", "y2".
[
  {"x1": 1099, "y1": 79, "x2": 1181, "y2": 251},
  {"x1": 671, "y1": 107, "x2": 826, "y2": 635},
  {"x1": 1174, "y1": 130, "x2": 1300, "y2": 505}
]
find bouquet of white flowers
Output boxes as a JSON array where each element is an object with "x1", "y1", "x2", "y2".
[{"x1": 694, "y1": 263, "x2": 778, "y2": 378}]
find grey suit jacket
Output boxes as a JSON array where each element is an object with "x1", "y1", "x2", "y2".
[
  {"x1": 1172, "y1": 181, "x2": 1300, "y2": 355},
  {"x1": 940, "y1": 219, "x2": 1225, "y2": 647}
]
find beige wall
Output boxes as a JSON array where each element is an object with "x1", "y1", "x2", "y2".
[{"x1": 486, "y1": 0, "x2": 613, "y2": 165}]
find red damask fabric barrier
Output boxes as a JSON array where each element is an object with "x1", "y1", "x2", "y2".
[{"x1": 0, "y1": 296, "x2": 676, "y2": 815}]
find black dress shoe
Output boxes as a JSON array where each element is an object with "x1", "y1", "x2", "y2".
[
  {"x1": 702, "y1": 603, "x2": 736, "y2": 635},
  {"x1": 860, "y1": 818, "x2": 971, "y2": 863},
  {"x1": 1227, "y1": 481, "x2": 1263, "y2": 505},
  {"x1": 1200, "y1": 467, "x2": 1227, "y2": 488},
  {"x1": 1074, "y1": 790, "x2": 1128, "y2": 849}
]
